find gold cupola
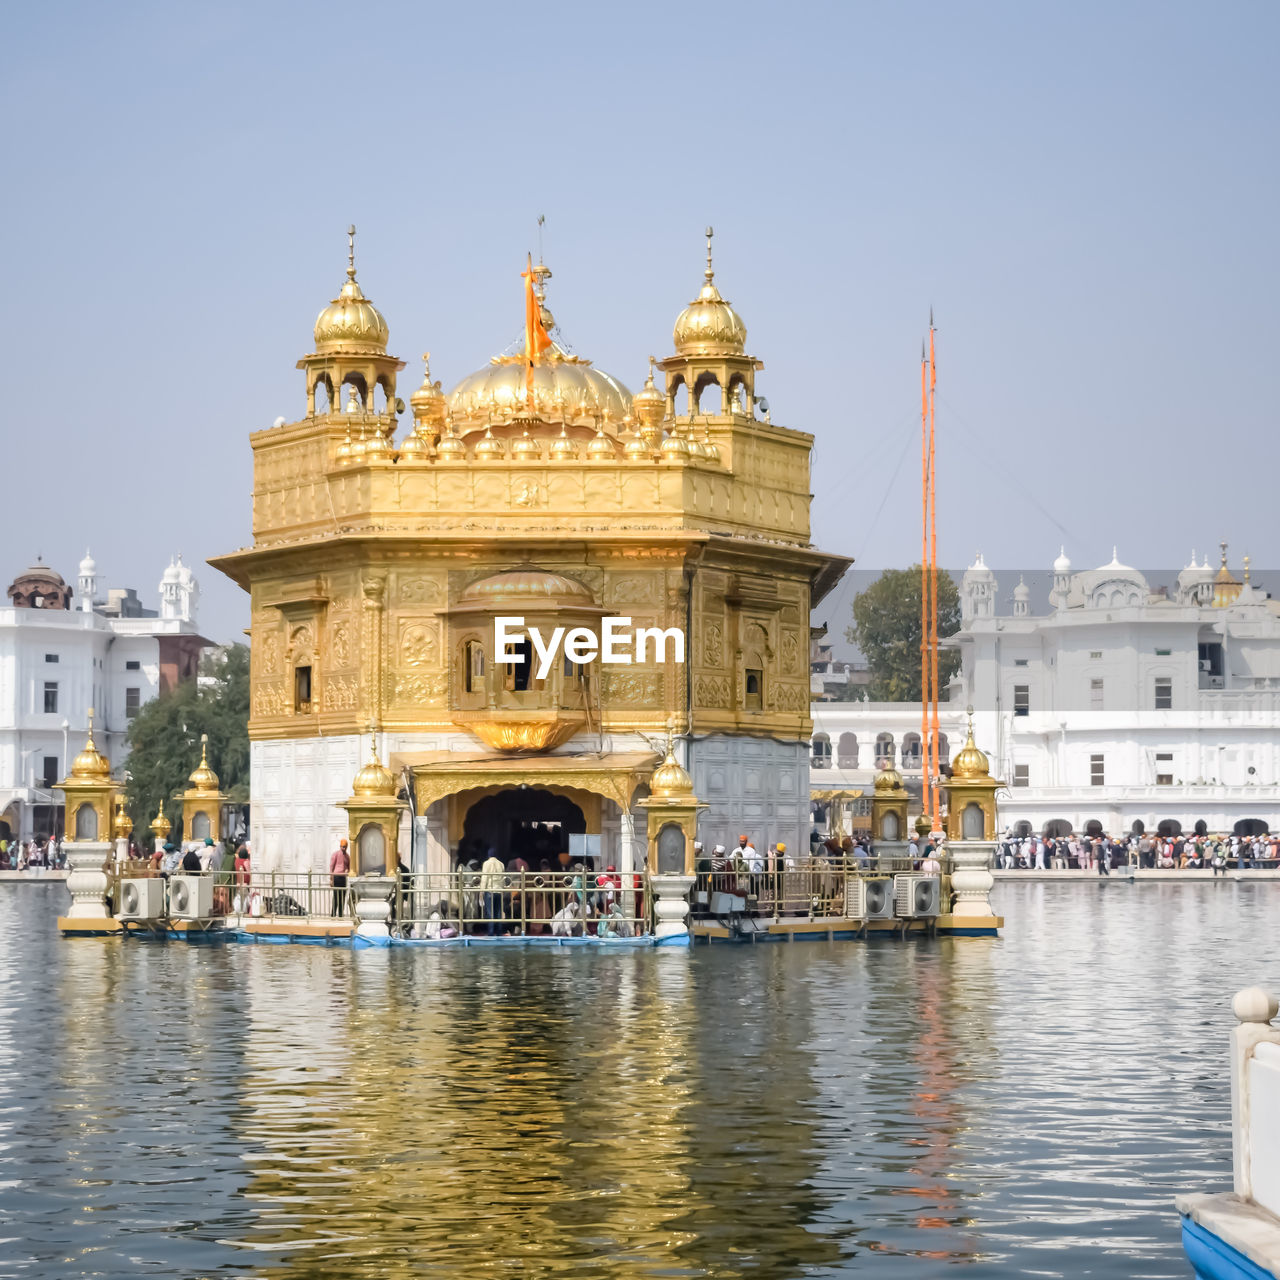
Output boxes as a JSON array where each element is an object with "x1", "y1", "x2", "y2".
[
  {"x1": 351, "y1": 743, "x2": 397, "y2": 798},
  {"x1": 649, "y1": 748, "x2": 695, "y2": 799},
  {"x1": 944, "y1": 709, "x2": 1004, "y2": 843},
  {"x1": 187, "y1": 735, "x2": 220, "y2": 791},
  {"x1": 510, "y1": 425, "x2": 544, "y2": 459},
  {"x1": 673, "y1": 227, "x2": 747, "y2": 356},
  {"x1": 313, "y1": 227, "x2": 390, "y2": 355},
  {"x1": 69, "y1": 711, "x2": 111, "y2": 780},
  {"x1": 950, "y1": 723, "x2": 991, "y2": 780},
  {"x1": 409, "y1": 353, "x2": 447, "y2": 433},
  {"x1": 632, "y1": 357, "x2": 666, "y2": 442}
]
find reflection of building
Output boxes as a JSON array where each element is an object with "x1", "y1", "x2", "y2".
[
  {"x1": 812, "y1": 545, "x2": 1280, "y2": 836},
  {"x1": 212, "y1": 231, "x2": 848, "y2": 877},
  {"x1": 0, "y1": 553, "x2": 208, "y2": 842}
]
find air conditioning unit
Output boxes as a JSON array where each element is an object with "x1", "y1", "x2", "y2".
[
  {"x1": 119, "y1": 877, "x2": 166, "y2": 921},
  {"x1": 710, "y1": 890, "x2": 747, "y2": 915},
  {"x1": 1208, "y1": 676, "x2": 1225, "y2": 689},
  {"x1": 894, "y1": 874, "x2": 941, "y2": 919},
  {"x1": 846, "y1": 877, "x2": 895, "y2": 919},
  {"x1": 169, "y1": 874, "x2": 213, "y2": 921}
]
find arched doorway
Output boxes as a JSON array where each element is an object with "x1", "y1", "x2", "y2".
[
  {"x1": 1013, "y1": 820, "x2": 1033, "y2": 839},
  {"x1": 460, "y1": 788, "x2": 587, "y2": 867},
  {"x1": 1043, "y1": 818, "x2": 1072, "y2": 838},
  {"x1": 1084, "y1": 819, "x2": 1104, "y2": 838},
  {"x1": 1234, "y1": 818, "x2": 1270, "y2": 838},
  {"x1": 1157, "y1": 818, "x2": 1182, "y2": 838}
]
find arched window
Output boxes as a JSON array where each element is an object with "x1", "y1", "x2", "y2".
[
  {"x1": 937, "y1": 732, "x2": 950, "y2": 767},
  {"x1": 191, "y1": 811, "x2": 211, "y2": 840},
  {"x1": 358, "y1": 823, "x2": 386, "y2": 875},
  {"x1": 657, "y1": 823, "x2": 686, "y2": 874},
  {"x1": 875, "y1": 733, "x2": 895, "y2": 768},
  {"x1": 881, "y1": 810, "x2": 900, "y2": 840},
  {"x1": 727, "y1": 374, "x2": 751, "y2": 415},
  {"x1": 962, "y1": 803, "x2": 985, "y2": 840},
  {"x1": 901, "y1": 733, "x2": 922, "y2": 769},
  {"x1": 463, "y1": 638, "x2": 485, "y2": 694},
  {"x1": 74, "y1": 803, "x2": 97, "y2": 841},
  {"x1": 837, "y1": 732, "x2": 858, "y2": 769},
  {"x1": 811, "y1": 733, "x2": 831, "y2": 768},
  {"x1": 671, "y1": 378, "x2": 689, "y2": 418},
  {"x1": 694, "y1": 373, "x2": 722, "y2": 416}
]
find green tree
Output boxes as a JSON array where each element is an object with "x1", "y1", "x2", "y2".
[
  {"x1": 124, "y1": 644, "x2": 250, "y2": 839},
  {"x1": 846, "y1": 567, "x2": 961, "y2": 702}
]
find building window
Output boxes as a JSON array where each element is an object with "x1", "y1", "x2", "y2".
[
  {"x1": 44, "y1": 653, "x2": 58, "y2": 663},
  {"x1": 1090, "y1": 678, "x2": 1104, "y2": 710},
  {"x1": 125, "y1": 687, "x2": 141, "y2": 719},
  {"x1": 294, "y1": 665, "x2": 312, "y2": 713},
  {"x1": 1154, "y1": 677, "x2": 1172, "y2": 710},
  {"x1": 744, "y1": 668, "x2": 763, "y2": 712},
  {"x1": 1155, "y1": 648, "x2": 1171, "y2": 657},
  {"x1": 1013, "y1": 685, "x2": 1029, "y2": 716},
  {"x1": 1090, "y1": 754, "x2": 1105, "y2": 786},
  {"x1": 1089, "y1": 651, "x2": 1102, "y2": 660},
  {"x1": 1156, "y1": 752, "x2": 1173, "y2": 787},
  {"x1": 43, "y1": 682, "x2": 58, "y2": 714},
  {"x1": 1013, "y1": 764, "x2": 1029, "y2": 787},
  {"x1": 1014, "y1": 658, "x2": 1029, "y2": 667},
  {"x1": 125, "y1": 660, "x2": 141, "y2": 671},
  {"x1": 41, "y1": 756, "x2": 58, "y2": 787},
  {"x1": 464, "y1": 640, "x2": 485, "y2": 694}
]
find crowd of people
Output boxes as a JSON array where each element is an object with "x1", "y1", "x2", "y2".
[
  {"x1": 0, "y1": 835, "x2": 65, "y2": 870},
  {"x1": 997, "y1": 830, "x2": 1279, "y2": 874}
]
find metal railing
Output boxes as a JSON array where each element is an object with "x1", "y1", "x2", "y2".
[{"x1": 693, "y1": 856, "x2": 951, "y2": 921}]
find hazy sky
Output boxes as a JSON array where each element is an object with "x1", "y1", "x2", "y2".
[{"x1": 3, "y1": 1, "x2": 1276, "y2": 642}]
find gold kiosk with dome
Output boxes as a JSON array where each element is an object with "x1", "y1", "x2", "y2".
[
  {"x1": 181, "y1": 735, "x2": 228, "y2": 846},
  {"x1": 56, "y1": 713, "x2": 124, "y2": 933}
]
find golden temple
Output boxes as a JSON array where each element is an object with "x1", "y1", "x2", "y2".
[{"x1": 210, "y1": 227, "x2": 849, "y2": 878}]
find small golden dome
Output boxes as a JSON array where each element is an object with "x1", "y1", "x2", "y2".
[
  {"x1": 459, "y1": 568, "x2": 594, "y2": 610},
  {"x1": 347, "y1": 428, "x2": 367, "y2": 462},
  {"x1": 398, "y1": 429, "x2": 431, "y2": 461},
  {"x1": 150, "y1": 802, "x2": 171, "y2": 838},
  {"x1": 586, "y1": 425, "x2": 617, "y2": 459},
  {"x1": 473, "y1": 425, "x2": 506, "y2": 459},
  {"x1": 951, "y1": 718, "x2": 991, "y2": 780},
  {"x1": 70, "y1": 713, "x2": 110, "y2": 780},
  {"x1": 313, "y1": 229, "x2": 389, "y2": 354},
  {"x1": 549, "y1": 427, "x2": 580, "y2": 460},
  {"x1": 685, "y1": 428, "x2": 708, "y2": 462},
  {"x1": 187, "y1": 735, "x2": 220, "y2": 791},
  {"x1": 874, "y1": 764, "x2": 905, "y2": 793},
  {"x1": 660, "y1": 427, "x2": 689, "y2": 459},
  {"x1": 701, "y1": 423, "x2": 721, "y2": 465},
  {"x1": 510, "y1": 426, "x2": 543, "y2": 459},
  {"x1": 409, "y1": 353, "x2": 447, "y2": 429},
  {"x1": 113, "y1": 797, "x2": 133, "y2": 840},
  {"x1": 632, "y1": 358, "x2": 666, "y2": 435},
  {"x1": 435, "y1": 422, "x2": 467, "y2": 461},
  {"x1": 649, "y1": 748, "x2": 694, "y2": 798},
  {"x1": 624, "y1": 424, "x2": 650, "y2": 460},
  {"x1": 336, "y1": 428, "x2": 353, "y2": 465},
  {"x1": 363, "y1": 429, "x2": 392, "y2": 461},
  {"x1": 672, "y1": 228, "x2": 747, "y2": 356},
  {"x1": 352, "y1": 744, "x2": 397, "y2": 798}
]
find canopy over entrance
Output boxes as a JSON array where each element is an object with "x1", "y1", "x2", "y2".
[
  {"x1": 395, "y1": 750, "x2": 659, "y2": 814},
  {"x1": 460, "y1": 788, "x2": 586, "y2": 865}
]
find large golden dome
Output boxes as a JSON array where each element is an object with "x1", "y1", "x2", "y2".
[
  {"x1": 445, "y1": 262, "x2": 631, "y2": 435},
  {"x1": 673, "y1": 229, "x2": 747, "y2": 356},
  {"x1": 874, "y1": 764, "x2": 905, "y2": 793},
  {"x1": 649, "y1": 748, "x2": 694, "y2": 798},
  {"x1": 313, "y1": 229, "x2": 389, "y2": 355},
  {"x1": 70, "y1": 722, "x2": 111, "y2": 780}
]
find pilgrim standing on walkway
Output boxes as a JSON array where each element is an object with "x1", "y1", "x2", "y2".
[
  {"x1": 480, "y1": 848, "x2": 506, "y2": 935},
  {"x1": 330, "y1": 837, "x2": 351, "y2": 917}
]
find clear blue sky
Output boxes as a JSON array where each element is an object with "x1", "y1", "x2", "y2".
[{"x1": 3, "y1": 1, "x2": 1276, "y2": 641}]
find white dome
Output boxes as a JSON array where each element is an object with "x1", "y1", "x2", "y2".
[
  {"x1": 176, "y1": 554, "x2": 194, "y2": 586},
  {"x1": 78, "y1": 548, "x2": 96, "y2": 576},
  {"x1": 1053, "y1": 547, "x2": 1071, "y2": 573},
  {"x1": 1013, "y1": 578, "x2": 1030, "y2": 601},
  {"x1": 965, "y1": 551, "x2": 993, "y2": 580},
  {"x1": 161, "y1": 557, "x2": 181, "y2": 585},
  {"x1": 1098, "y1": 547, "x2": 1136, "y2": 573}
]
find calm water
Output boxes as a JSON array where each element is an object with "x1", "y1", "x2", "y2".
[{"x1": 1, "y1": 881, "x2": 1275, "y2": 1279}]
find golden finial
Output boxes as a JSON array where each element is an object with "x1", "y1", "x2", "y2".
[
  {"x1": 347, "y1": 223, "x2": 357, "y2": 280},
  {"x1": 86, "y1": 706, "x2": 95, "y2": 743},
  {"x1": 422, "y1": 351, "x2": 431, "y2": 377},
  {"x1": 1244, "y1": 554, "x2": 1251, "y2": 583},
  {"x1": 704, "y1": 225, "x2": 714, "y2": 282},
  {"x1": 1221, "y1": 539, "x2": 1229, "y2": 568}
]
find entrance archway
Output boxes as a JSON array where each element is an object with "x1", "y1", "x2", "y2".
[
  {"x1": 460, "y1": 788, "x2": 587, "y2": 866},
  {"x1": 1234, "y1": 818, "x2": 1270, "y2": 837}
]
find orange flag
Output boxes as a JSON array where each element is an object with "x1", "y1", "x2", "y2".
[{"x1": 521, "y1": 253, "x2": 552, "y2": 408}]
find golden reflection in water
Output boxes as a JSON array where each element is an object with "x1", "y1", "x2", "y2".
[{"x1": 231, "y1": 949, "x2": 715, "y2": 1279}]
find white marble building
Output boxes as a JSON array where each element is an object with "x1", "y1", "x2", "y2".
[
  {"x1": 0, "y1": 553, "x2": 209, "y2": 842},
  {"x1": 811, "y1": 547, "x2": 1280, "y2": 836}
]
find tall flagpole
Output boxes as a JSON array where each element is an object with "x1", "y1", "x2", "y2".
[
  {"x1": 920, "y1": 340, "x2": 930, "y2": 812},
  {"x1": 928, "y1": 313, "x2": 940, "y2": 825}
]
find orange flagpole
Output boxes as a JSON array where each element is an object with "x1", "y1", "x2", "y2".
[
  {"x1": 928, "y1": 315, "x2": 940, "y2": 825},
  {"x1": 920, "y1": 340, "x2": 930, "y2": 815}
]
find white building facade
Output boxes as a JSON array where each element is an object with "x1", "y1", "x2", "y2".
[
  {"x1": 0, "y1": 554, "x2": 208, "y2": 842},
  {"x1": 811, "y1": 548, "x2": 1280, "y2": 837}
]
